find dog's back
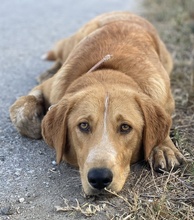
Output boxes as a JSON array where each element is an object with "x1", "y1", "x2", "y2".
[{"x1": 47, "y1": 12, "x2": 172, "y2": 74}]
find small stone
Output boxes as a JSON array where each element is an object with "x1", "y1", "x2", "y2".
[
  {"x1": 18, "y1": 198, "x2": 25, "y2": 203},
  {"x1": 38, "y1": 150, "x2": 43, "y2": 155},
  {"x1": 1, "y1": 206, "x2": 14, "y2": 215},
  {"x1": 0, "y1": 155, "x2": 5, "y2": 161},
  {"x1": 52, "y1": 160, "x2": 57, "y2": 165},
  {"x1": 15, "y1": 171, "x2": 20, "y2": 176},
  {"x1": 27, "y1": 170, "x2": 34, "y2": 174}
]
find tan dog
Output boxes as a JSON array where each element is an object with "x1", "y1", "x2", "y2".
[{"x1": 10, "y1": 12, "x2": 185, "y2": 195}]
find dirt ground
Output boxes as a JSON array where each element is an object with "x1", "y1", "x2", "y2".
[{"x1": 1, "y1": 0, "x2": 194, "y2": 219}]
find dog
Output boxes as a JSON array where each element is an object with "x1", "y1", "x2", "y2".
[{"x1": 10, "y1": 12, "x2": 185, "y2": 195}]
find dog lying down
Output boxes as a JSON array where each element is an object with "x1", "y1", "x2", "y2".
[{"x1": 10, "y1": 12, "x2": 185, "y2": 195}]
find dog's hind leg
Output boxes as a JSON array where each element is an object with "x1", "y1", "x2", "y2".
[
  {"x1": 38, "y1": 23, "x2": 100, "y2": 84},
  {"x1": 37, "y1": 61, "x2": 62, "y2": 84},
  {"x1": 37, "y1": 36, "x2": 78, "y2": 84}
]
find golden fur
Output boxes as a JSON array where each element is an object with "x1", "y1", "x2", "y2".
[{"x1": 10, "y1": 12, "x2": 185, "y2": 195}]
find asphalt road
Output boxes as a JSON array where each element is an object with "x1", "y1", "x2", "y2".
[{"x1": 0, "y1": 1, "x2": 143, "y2": 219}]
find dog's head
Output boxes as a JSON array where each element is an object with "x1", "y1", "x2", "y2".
[{"x1": 42, "y1": 71, "x2": 171, "y2": 195}]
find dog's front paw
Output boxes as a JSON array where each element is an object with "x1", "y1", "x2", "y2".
[
  {"x1": 10, "y1": 95, "x2": 44, "y2": 139},
  {"x1": 149, "y1": 145, "x2": 186, "y2": 172}
]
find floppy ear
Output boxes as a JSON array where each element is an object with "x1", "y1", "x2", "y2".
[
  {"x1": 136, "y1": 95, "x2": 172, "y2": 160},
  {"x1": 41, "y1": 103, "x2": 69, "y2": 164}
]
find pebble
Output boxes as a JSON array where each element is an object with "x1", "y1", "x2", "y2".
[
  {"x1": 38, "y1": 150, "x2": 44, "y2": 155},
  {"x1": 27, "y1": 170, "x2": 35, "y2": 174},
  {"x1": 0, "y1": 155, "x2": 5, "y2": 161},
  {"x1": 18, "y1": 198, "x2": 25, "y2": 203},
  {"x1": 1, "y1": 206, "x2": 14, "y2": 215},
  {"x1": 15, "y1": 171, "x2": 20, "y2": 176},
  {"x1": 52, "y1": 160, "x2": 57, "y2": 166},
  {"x1": 51, "y1": 167, "x2": 57, "y2": 171}
]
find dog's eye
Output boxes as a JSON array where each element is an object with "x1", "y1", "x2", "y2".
[
  {"x1": 119, "y1": 124, "x2": 132, "y2": 134},
  {"x1": 78, "y1": 122, "x2": 90, "y2": 133}
]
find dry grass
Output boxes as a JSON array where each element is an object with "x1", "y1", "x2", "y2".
[
  {"x1": 55, "y1": 1, "x2": 194, "y2": 219},
  {"x1": 56, "y1": 165, "x2": 194, "y2": 219}
]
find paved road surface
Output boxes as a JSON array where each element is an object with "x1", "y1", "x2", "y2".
[{"x1": 0, "y1": 0, "x2": 143, "y2": 219}]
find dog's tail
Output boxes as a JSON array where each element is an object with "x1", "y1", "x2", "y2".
[{"x1": 41, "y1": 50, "x2": 56, "y2": 61}]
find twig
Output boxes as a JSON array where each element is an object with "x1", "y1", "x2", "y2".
[
  {"x1": 160, "y1": 169, "x2": 194, "y2": 190},
  {"x1": 87, "y1": 54, "x2": 113, "y2": 73},
  {"x1": 140, "y1": 193, "x2": 194, "y2": 201},
  {"x1": 105, "y1": 188, "x2": 132, "y2": 208},
  {"x1": 148, "y1": 157, "x2": 161, "y2": 193}
]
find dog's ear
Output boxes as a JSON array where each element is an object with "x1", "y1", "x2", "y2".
[
  {"x1": 135, "y1": 95, "x2": 172, "y2": 160},
  {"x1": 41, "y1": 102, "x2": 69, "y2": 164}
]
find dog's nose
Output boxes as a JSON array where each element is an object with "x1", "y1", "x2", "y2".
[{"x1": 87, "y1": 168, "x2": 113, "y2": 190}]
